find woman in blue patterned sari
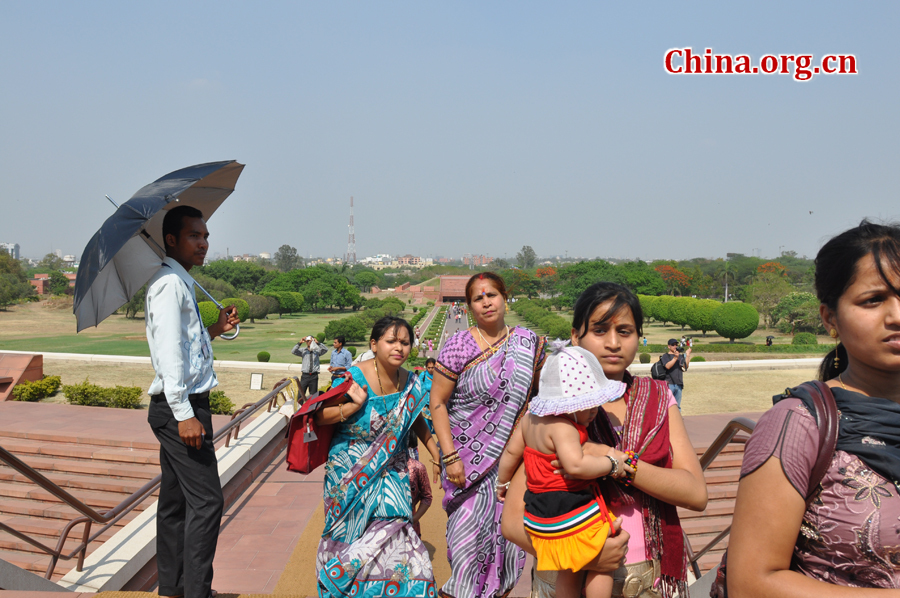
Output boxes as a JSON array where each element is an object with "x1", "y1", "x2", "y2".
[{"x1": 315, "y1": 316, "x2": 442, "y2": 598}]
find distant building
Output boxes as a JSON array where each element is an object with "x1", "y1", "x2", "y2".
[
  {"x1": 439, "y1": 275, "x2": 470, "y2": 303},
  {"x1": 232, "y1": 254, "x2": 259, "y2": 262},
  {"x1": 463, "y1": 255, "x2": 494, "y2": 266},
  {"x1": 258, "y1": 252, "x2": 271, "y2": 260},
  {"x1": 0, "y1": 243, "x2": 20, "y2": 260},
  {"x1": 397, "y1": 254, "x2": 423, "y2": 266}
]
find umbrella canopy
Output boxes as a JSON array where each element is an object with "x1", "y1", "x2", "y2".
[{"x1": 74, "y1": 160, "x2": 245, "y2": 332}]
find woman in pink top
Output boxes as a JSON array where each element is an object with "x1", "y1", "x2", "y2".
[
  {"x1": 502, "y1": 282, "x2": 707, "y2": 598},
  {"x1": 728, "y1": 221, "x2": 900, "y2": 595}
]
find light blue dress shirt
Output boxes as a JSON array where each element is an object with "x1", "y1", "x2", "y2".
[
  {"x1": 329, "y1": 347, "x2": 353, "y2": 376},
  {"x1": 145, "y1": 257, "x2": 218, "y2": 421}
]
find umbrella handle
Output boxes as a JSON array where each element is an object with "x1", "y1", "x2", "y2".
[{"x1": 194, "y1": 282, "x2": 240, "y2": 341}]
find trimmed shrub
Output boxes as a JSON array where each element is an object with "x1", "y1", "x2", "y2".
[
  {"x1": 692, "y1": 356, "x2": 706, "y2": 362},
  {"x1": 409, "y1": 347, "x2": 419, "y2": 360},
  {"x1": 62, "y1": 379, "x2": 142, "y2": 409},
  {"x1": 324, "y1": 315, "x2": 368, "y2": 342},
  {"x1": 221, "y1": 297, "x2": 250, "y2": 323},
  {"x1": 209, "y1": 390, "x2": 235, "y2": 415},
  {"x1": 639, "y1": 352, "x2": 651, "y2": 364},
  {"x1": 12, "y1": 375, "x2": 62, "y2": 402},
  {"x1": 427, "y1": 301, "x2": 435, "y2": 306},
  {"x1": 107, "y1": 386, "x2": 142, "y2": 409},
  {"x1": 686, "y1": 299, "x2": 721, "y2": 337},
  {"x1": 245, "y1": 294, "x2": 271, "y2": 323},
  {"x1": 197, "y1": 301, "x2": 220, "y2": 328},
  {"x1": 712, "y1": 302, "x2": 760, "y2": 343},
  {"x1": 316, "y1": 333, "x2": 326, "y2": 343},
  {"x1": 792, "y1": 332, "x2": 818, "y2": 346},
  {"x1": 257, "y1": 351, "x2": 271, "y2": 362},
  {"x1": 347, "y1": 346, "x2": 357, "y2": 357}
]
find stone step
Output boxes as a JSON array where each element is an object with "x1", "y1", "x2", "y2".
[
  {"x1": 0, "y1": 453, "x2": 159, "y2": 480},
  {"x1": 678, "y1": 498, "x2": 737, "y2": 520},
  {"x1": 0, "y1": 429, "x2": 158, "y2": 451},
  {"x1": 0, "y1": 547, "x2": 47, "y2": 576},
  {"x1": 681, "y1": 516, "x2": 733, "y2": 536},
  {"x1": 0, "y1": 515, "x2": 124, "y2": 540},
  {"x1": 705, "y1": 484, "x2": 738, "y2": 501},
  {"x1": 694, "y1": 441, "x2": 749, "y2": 457},
  {"x1": 0, "y1": 467, "x2": 157, "y2": 496},
  {"x1": 0, "y1": 438, "x2": 159, "y2": 466},
  {"x1": 702, "y1": 453, "x2": 745, "y2": 471},
  {"x1": 0, "y1": 480, "x2": 138, "y2": 511},
  {"x1": 703, "y1": 469, "x2": 739, "y2": 486}
]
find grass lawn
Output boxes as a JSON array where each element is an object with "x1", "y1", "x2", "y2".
[{"x1": 0, "y1": 300, "x2": 386, "y2": 362}]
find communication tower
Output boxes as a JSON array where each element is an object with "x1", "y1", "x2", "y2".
[{"x1": 346, "y1": 196, "x2": 356, "y2": 264}]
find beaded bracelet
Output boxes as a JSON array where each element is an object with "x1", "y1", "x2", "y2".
[{"x1": 621, "y1": 450, "x2": 639, "y2": 486}]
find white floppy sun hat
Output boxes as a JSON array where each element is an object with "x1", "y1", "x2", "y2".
[{"x1": 529, "y1": 341, "x2": 627, "y2": 417}]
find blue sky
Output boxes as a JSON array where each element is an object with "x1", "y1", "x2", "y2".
[{"x1": 1, "y1": 2, "x2": 897, "y2": 262}]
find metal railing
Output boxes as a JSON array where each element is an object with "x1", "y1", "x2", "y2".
[
  {"x1": 686, "y1": 416, "x2": 756, "y2": 580},
  {"x1": 0, "y1": 378, "x2": 292, "y2": 580}
]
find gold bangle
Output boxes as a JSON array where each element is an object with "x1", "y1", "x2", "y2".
[{"x1": 339, "y1": 403, "x2": 345, "y2": 422}]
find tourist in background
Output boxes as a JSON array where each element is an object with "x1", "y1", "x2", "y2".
[
  {"x1": 292, "y1": 335, "x2": 328, "y2": 395},
  {"x1": 661, "y1": 338, "x2": 691, "y2": 410},
  {"x1": 418, "y1": 357, "x2": 436, "y2": 434},
  {"x1": 727, "y1": 221, "x2": 900, "y2": 594},
  {"x1": 327, "y1": 335, "x2": 353, "y2": 384},
  {"x1": 501, "y1": 282, "x2": 706, "y2": 598},
  {"x1": 314, "y1": 316, "x2": 441, "y2": 597},
  {"x1": 430, "y1": 272, "x2": 547, "y2": 598}
]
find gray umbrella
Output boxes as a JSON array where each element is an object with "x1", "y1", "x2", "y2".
[{"x1": 74, "y1": 160, "x2": 245, "y2": 333}]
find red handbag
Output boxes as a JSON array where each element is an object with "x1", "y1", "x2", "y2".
[{"x1": 286, "y1": 375, "x2": 354, "y2": 474}]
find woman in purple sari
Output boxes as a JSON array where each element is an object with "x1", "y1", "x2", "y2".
[{"x1": 430, "y1": 272, "x2": 547, "y2": 598}]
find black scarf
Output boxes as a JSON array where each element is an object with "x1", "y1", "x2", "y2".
[{"x1": 776, "y1": 383, "x2": 900, "y2": 486}]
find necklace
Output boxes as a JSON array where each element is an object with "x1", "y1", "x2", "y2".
[
  {"x1": 476, "y1": 325, "x2": 510, "y2": 356},
  {"x1": 373, "y1": 358, "x2": 400, "y2": 415},
  {"x1": 839, "y1": 373, "x2": 846, "y2": 390}
]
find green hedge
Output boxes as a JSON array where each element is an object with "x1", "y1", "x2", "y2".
[
  {"x1": 712, "y1": 302, "x2": 760, "y2": 342},
  {"x1": 12, "y1": 375, "x2": 62, "y2": 402},
  {"x1": 62, "y1": 379, "x2": 142, "y2": 409},
  {"x1": 209, "y1": 390, "x2": 235, "y2": 415},
  {"x1": 221, "y1": 297, "x2": 250, "y2": 323},
  {"x1": 640, "y1": 343, "x2": 829, "y2": 354},
  {"x1": 792, "y1": 332, "x2": 818, "y2": 345},
  {"x1": 198, "y1": 301, "x2": 219, "y2": 328},
  {"x1": 257, "y1": 351, "x2": 271, "y2": 362}
]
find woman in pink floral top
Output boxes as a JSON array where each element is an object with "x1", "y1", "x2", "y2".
[{"x1": 728, "y1": 220, "x2": 900, "y2": 595}]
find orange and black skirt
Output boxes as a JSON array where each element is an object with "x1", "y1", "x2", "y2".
[{"x1": 524, "y1": 488, "x2": 615, "y2": 573}]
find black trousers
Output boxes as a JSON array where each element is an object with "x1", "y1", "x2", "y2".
[
  {"x1": 299, "y1": 372, "x2": 319, "y2": 396},
  {"x1": 149, "y1": 392, "x2": 224, "y2": 598}
]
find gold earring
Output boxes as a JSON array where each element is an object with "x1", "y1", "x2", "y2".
[{"x1": 830, "y1": 329, "x2": 841, "y2": 370}]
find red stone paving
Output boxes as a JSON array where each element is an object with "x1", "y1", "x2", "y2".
[{"x1": 212, "y1": 450, "x2": 324, "y2": 595}]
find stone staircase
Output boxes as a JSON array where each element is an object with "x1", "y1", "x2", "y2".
[
  {"x1": 0, "y1": 429, "x2": 160, "y2": 581},
  {"x1": 679, "y1": 440, "x2": 747, "y2": 575}
]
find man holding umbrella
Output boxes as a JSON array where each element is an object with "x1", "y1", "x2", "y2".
[{"x1": 146, "y1": 205, "x2": 238, "y2": 598}]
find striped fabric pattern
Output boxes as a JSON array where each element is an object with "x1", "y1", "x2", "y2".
[{"x1": 524, "y1": 499, "x2": 608, "y2": 539}]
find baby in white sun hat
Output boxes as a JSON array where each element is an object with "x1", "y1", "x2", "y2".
[{"x1": 497, "y1": 341, "x2": 633, "y2": 598}]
